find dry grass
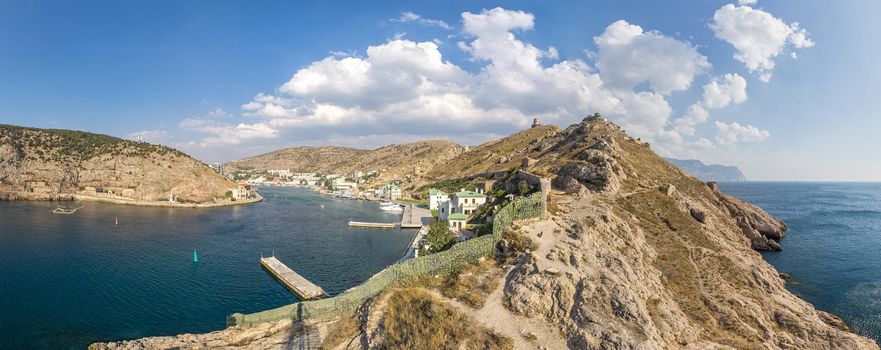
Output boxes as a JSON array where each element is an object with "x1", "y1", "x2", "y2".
[
  {"x1": 496, "y1": 228, "x2": 537, "y2": 265},
  {"x1": 320, "y1": 315, "x2": 360, "y2": 350},
  {"x1": 413, "y1": 259, "x2": 501, "y2": 309},
  {"x1": 377, "y1": 288, "x2": 512, "y2": 350},
  {"x1": 617, "y1": 190, "x2": 762, "y2": 350}
]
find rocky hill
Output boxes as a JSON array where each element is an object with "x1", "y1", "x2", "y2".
[
  {"x1": 666, "y1": 158, "x2": 747, "y2": 182},
  {"x1": 331, "y1": 140, "x2": 466, "y2": 185},
  {"x1": 0, "y1": 124, "x2": 241, "y2": 204},
  {"x1": 224, "y1": 146, "x2": 367, "y2": 174},
  {"x1": 226, "y1": 141, "x2": 466, "y2": 186},
  {"x1": 424, "y1": 125, "x2": 561, "y2": 181},
  {"x1": 94, "y1": 116, "x2": 878, "y2": 349}
]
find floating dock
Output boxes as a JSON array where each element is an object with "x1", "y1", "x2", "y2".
[
  {"x1": 260, "y1": 256, "x2": 325, "y2": 300},
  {"x1": 348, "y1": 221, "x2": 397, "y2": 228}
]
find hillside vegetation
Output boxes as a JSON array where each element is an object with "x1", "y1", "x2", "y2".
[{"x1": 0, "y1": 124, "x2": 238, "y2": 203}]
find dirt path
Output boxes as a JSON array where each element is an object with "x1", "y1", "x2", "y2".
[{"x1": 422, "y1": 275, "x2": 568, "y2": 350}]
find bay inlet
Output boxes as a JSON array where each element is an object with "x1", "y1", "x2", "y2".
[{"x1": 0, "y1": 187, "x2": 414, "y2": 349}]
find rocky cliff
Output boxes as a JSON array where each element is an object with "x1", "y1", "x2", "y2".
[
  {"x1": 666, "y1": 158, "x2": 747, "y2": 182},
  {"x1": 0, "y1": 124, "x2": 240, "y2": 204},
  {"x1": 92, "y1": 116, "x2": 877, "y2": 349}
]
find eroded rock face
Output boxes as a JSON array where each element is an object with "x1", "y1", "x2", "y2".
[
  {"x1": 503, "y1": 197, "x2": 876, "y2": 349},
  {"x1": 502, "y1": 116, "x2": 875, "y2": 349},
  {"x1": 0, "y1": 126, "x2": 237, "y2": 203},
  {"x1": 709, "y1": 181, "x2": 788, "y2": 251},
  {"x1": 548, "y1": 121, "x2": 628, "y2": 194}
]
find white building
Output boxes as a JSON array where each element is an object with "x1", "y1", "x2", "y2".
[
  {"x1": 352, "y1": 171, "x2": 364, "y2": 178},
  {"x1": 447, "y1": 213, "x2": 467, "y2": 232},
  {"x1": 332, "y1": 178, "x2": 358, "y2": 191},
  {"x1": 380, "y1": 183, "x2": 402, "y2": 200},
  {"x1": 428, "y1": 189, "x2": 449, "y2": 210},
  {"x1": 267, "y1": 169, "x2": 292, "y2": 178},
  {"x1": 450, "y1": 189, "x2": 486, "y2": 215},
  {"x1": 230, "y1": 185, "x2": 252, "y2": 200},
  {"x1": 438, "y1": 189, "x2": 487, "y2": 221}
]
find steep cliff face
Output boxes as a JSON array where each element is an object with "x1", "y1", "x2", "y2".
[{"x1": 0, "y1": 124, "x2": 238, "y2": 203}]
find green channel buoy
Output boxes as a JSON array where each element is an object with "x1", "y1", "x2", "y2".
[{"x1": 194, "y1": 250, "x2": 198, "y2": 263}]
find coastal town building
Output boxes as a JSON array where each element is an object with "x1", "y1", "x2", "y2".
[
  {"x1": 379, "y1": 183, "x2": 402, "y2": 200},
  {"x1": 447, "y1": 213, "x2": 467, "y2": 232},
  {"x1": 450, "y1": 190, "x2": 486, "y2": 215},
  {"x1": 230, "y1": 185, "x2": 253, "y2": 200},
  {"x1": 267, "y1": 169, "x2": 293, "y2": 178},
  {"x1": 428, "y1": 189, "x2": 448, "y2": 210},
  {"x1": 332, "y1": 178, "x2": 358, "y2": 191},
  {"x1": 437, "y1": 188, "x2": 487, "y2": 225}
]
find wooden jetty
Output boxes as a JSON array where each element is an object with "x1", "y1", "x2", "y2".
[
  {"x1": 348, "y1": 221, "x2": 397, "y2": 228},
  {"x1": 260, "y1": 256, "x2": 325, "y2": 299}
]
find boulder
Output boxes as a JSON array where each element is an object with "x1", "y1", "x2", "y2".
[{"x1": 689, "y1": 208, "x2": 706, "y2": 223}]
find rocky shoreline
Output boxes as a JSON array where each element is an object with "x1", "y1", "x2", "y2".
[{"x1": 0, "y1": 192, "x2": 263, "y2": 208}]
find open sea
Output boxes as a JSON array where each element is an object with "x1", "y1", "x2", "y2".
[
  {"x1": 720, "y1": 182, "x2": 881, "y2": 342},
  {"x1": 0, "y1": 187, "x2": 413, "y2": 349}
]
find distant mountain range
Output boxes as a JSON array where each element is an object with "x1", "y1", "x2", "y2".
[{"x1": 665, "y1": 158, "x2": 746, "y2": 182}]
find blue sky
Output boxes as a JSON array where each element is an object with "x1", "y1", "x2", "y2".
[{"x1": 1, "y1": 1, "x2": 879, "y2": 181}]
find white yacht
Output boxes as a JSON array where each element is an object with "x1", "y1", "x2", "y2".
[{"x1": 380, "y1": 202, "x2": 403, "y2": 212}]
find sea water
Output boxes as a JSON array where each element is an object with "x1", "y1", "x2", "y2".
[
  {"x1": 0, "y1": 187, "x2": 412, "y2": 349},
  {"x1": 720, "y1": 182, "x2": 881, "y2": 342}
]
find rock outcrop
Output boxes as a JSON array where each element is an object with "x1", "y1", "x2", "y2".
[
  {"x1": 0, "y1": 124, "x2": 240, "y2": 204},
  {"x1": 709, "y1": 181, "x2": 788, "y2": 251}
]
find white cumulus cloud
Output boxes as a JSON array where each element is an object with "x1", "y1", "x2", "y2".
[
  {"x1": 594, "y1": 20, "x2": 709, "y2": 95},
  {"x1": 711, "y1": 4, "x2": 814, "y2": 82},
  {"x1": 702, "y1": 73, "x2": 748, "y2": 109},
  {"x1": 177, "y1": 7, "x2": 784, "y2": 162},
  {"x1": 714, "y1": 121, "x2": 769, "y2": 144},
  {"x1": 390, "y1": 11, "x2": 453, "y2": 30}
]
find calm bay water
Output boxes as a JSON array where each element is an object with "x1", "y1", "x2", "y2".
[
  {"x1": 0, "y1": 187, "x2": 413, "y2": 349},
  {"x1": 720, "y1": 182, "x2": 881, "y2": 342}
]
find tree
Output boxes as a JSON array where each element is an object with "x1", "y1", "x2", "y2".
[
  {"x1": 518, "y1": 180, "x2": 530, "y2": 195},
  {"x1": 422, "y1": 220, "x2": 455, "y2": 254}
]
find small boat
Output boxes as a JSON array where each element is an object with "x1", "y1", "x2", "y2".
[
  {"x1": 52, "y1": 206, "x2": 80, "y2": 214},
  {"x1": 380, "y1": 203, "x2": 403, "y2": 212},
  {"x1": 320, "y1": 204, "x2": 325, "y2": 209}
]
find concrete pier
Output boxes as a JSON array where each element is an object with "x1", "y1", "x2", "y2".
[
  {"x1": 400, "y1": 204, "x2": 432, "y2": 229},
  {"x1": 348, "y1": 221, "x2": 397, "y2": 228},
  {"x1": 260, "y1": 256, "x2": 325, "y2": 300}
]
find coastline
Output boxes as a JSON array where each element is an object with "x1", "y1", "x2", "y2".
[
  {"x1": 0, "y1": 192, "x2": 263, "y2": 208},
  {"x1": 73, "y1": 193, "x2": 264, "y2": 208}
]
